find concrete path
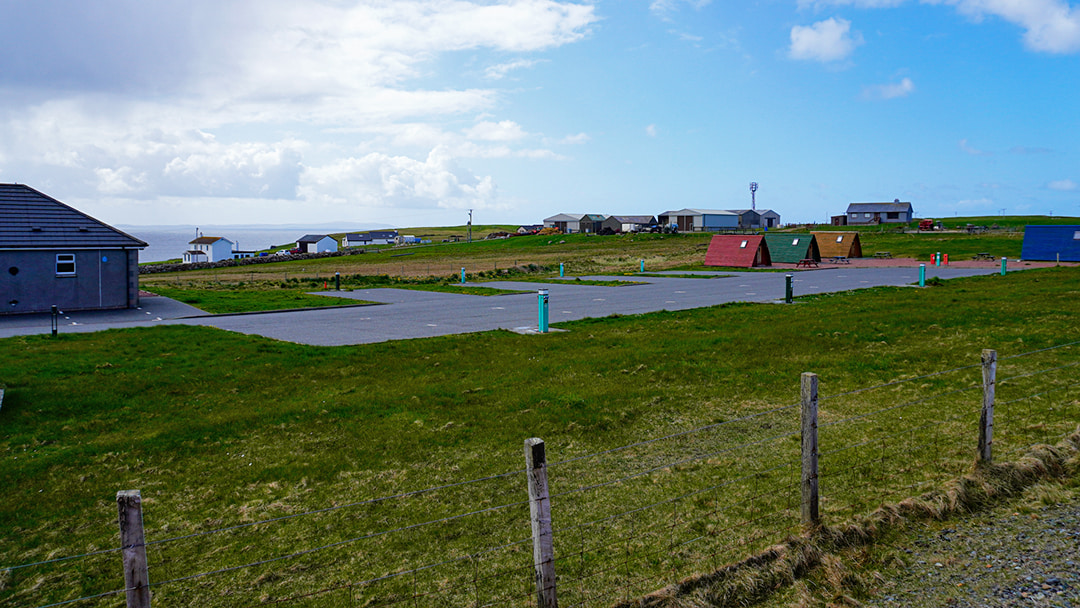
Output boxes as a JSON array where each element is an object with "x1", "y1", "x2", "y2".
[{"x1": 0, "y1": 267, "x2": 1003, "y2": 346}]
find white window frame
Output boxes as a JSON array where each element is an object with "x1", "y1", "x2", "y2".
[
  {"x1": 792, "y1": 238, "x2": 800, "y2": 246},
  {"x1": 56, "y1": 253, "x2": 76, "y2": 276},
  {"x1": 1073, "y1": 231, "x2": 1080, "y2": 240},
  {"x1": 836, "y1": 235, "x2": 845, "y2": 243},
  {"x1": 739, "y1": 240, "x2": 748, "y2": 248}
]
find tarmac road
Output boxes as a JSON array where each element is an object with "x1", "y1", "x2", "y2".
[{"x1": 0, "y1": 266, "x2": 1000, "y2": 346}]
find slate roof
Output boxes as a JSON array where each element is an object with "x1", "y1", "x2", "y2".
[
  {"x1": 846, "y1": 202, "x2": 912, "y2": 214},
  {"x1": 297, "y1": 234, "x2": 330, "y2": 243},
  {"x1": 764, "y1": 233, "x2": 820, "y2": 264},
  {"x1": 0, "y1": 183, "x2": 146, "y2": 250},
  {"x1": 611, "y1": 215, "x2": 657, "y2": 225},
  {"x1": 703, "y1": 235, "x2": 771, "y2": 268},
  {"x1": 190, "y1": 236, "x2": 230, "y2": 245},
  {"x1": 345, "y1": 230, "x2": 397, "y2": 241},
  {"x1": 1021, "y1": 225, "x2": 1080, "y2": 262}
]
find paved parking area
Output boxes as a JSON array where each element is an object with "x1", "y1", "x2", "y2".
[{"x1": 0, "y1": 266, "x2": 1002, "y2": 346}]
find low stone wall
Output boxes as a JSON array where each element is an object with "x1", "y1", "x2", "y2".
[{"x1": 139, "y1": 248, "x2": 367, "y2": 274}]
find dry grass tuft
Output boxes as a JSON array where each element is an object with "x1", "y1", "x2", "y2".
[{"x1": 618, "y1": 427, "x2": 1080, "y2": 608}]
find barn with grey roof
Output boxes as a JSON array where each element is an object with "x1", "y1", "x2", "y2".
[{"x1": 0, "y1": 184, "x2": 147, "y2": 314}]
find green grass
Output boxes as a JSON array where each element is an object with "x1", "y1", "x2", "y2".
[
  {"x1": 147, "y1": 285, "x2": 367, "y2": 314},
  {"x1": 2, "y1": 267, "x2": 1078, "y2": 607}
]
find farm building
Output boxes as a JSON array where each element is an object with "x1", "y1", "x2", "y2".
[
  {"x1": 344, "y1": 231, "x2": 398, "y2": 247},
  {"x1": 183, "y1": 236, "x2": 234, "y2": 263},
  {"x1": 1021, "y1": 225, "x2": 1080, "y2": 262},
  {"x1": 757, "y1": 209, "x2": 781, "y2": 229},
  {"x1": 813, "y1": 232, "x2": 863, "y2": 258},
  {"x1": 764, "y1": 234, "x2": 820, "y2": 264},
  {"x1": 658, "y1": 209, "x2": 739, "y2": 232},
  {"x1": 543, "y1": 213, "x2": 585, "y2": 233},
  {"x1": 297, "y1": 234, "x2": 338, "y2": 253},
  {"x1": 610, "y1": 215, "x2": 658, "y2": 232},
  {"x1": 704, "y1": 235, "x2": 772, "y2": 268},
  {"x1": 0, "y1": 183, "x2": 146, "y2": 315},
  {"x1": 727, "y1": 209, "x2": 762, "y2": 230},
  {"x1": 845, "y1": 200, "x2": 913, "y2": 225}
]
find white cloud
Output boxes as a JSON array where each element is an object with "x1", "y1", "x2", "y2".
[
  {"x1": 861, "y1": 77, "x2": 916, "y2": 99},
  {"x1": 1048, "y1": 178, "x2": 1077, "y2": 190},
  {"x1": 645, "y1": 124, "x2": 658, "y2": 137},
  {"x1": 559, "y1": 133, "x2": 590, "y2": 145},
  {"x1": 959, "y1": 138, "x2": 992, "y2": 155},
  {"x1": 463, "y1": 120, "x2": 529, "y2": 142},
  {"x1": 789, "y1": 18, "x2": 864, "y2": 62},
  {"x1": 484, "y1": 59, "x2": 545, "y2": 80},
  {"x1": 803, "y1": 0, "x2": 1080, "y2": 53},
  {"x1": 298, "y1": 146, "x2": 496, "y2": 210},
  {"x1": 0, "y1": 1, "x2": 597, "y2": 222}
]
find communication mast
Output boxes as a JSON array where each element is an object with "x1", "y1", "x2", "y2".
[{"x1": 749, "y1": 182, "x2": 758, "y2": 211}]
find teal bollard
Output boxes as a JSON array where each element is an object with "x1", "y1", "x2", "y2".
[
  {"x1": 919, "y1": 263, "x2": 925, "y2": 287},
  {"x1": 537, "y1": 289, "x2": 549, "y2": 333},
  {"x1": 461, "y1": 267, "x2": 466, "y2": 283},
  {"x1": 560, "y1": 262, "x2": 564, "y2": 277},
  {"x1": 1001, "y1": 257, "x2": 1007, "y2": 276},
  {"x1": 640, "y1": 259, "x2": 644, "y2": 272}
]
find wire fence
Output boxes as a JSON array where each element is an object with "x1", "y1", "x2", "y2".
[{"x1": 3, "y1": 342, "x2": 1077, "y2": 608}]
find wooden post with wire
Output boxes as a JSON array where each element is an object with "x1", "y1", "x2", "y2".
[
  {"x1": 801, "y1": 373, "x2": 820, "y2": 526},
  {"x1": 979, "y1": 349, "x2": 997, "y2": 463},
  {"x1": 525, "y1": 438, "x2": 558, "y2": 608},
  {"x1": 117, "y1": 490, "x2": 151, "y2": 608}
]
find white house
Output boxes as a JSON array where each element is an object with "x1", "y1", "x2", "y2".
[
  {"x1": 183, "y1": 236, "x2": 234, "y2": 263},
  {"x1": 757, "y1": 209, "x2": 781, "y2": 229},
  {"x1": 297, "y1": 234, "x2": 338, "y2": 253}
]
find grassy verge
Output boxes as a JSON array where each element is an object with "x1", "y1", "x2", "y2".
[
  {"x1": 1, "y1": 267, "x2": 1078, "y2": 607},
  {"x1": 146, "y1": 285, "x2": 367, "y2": 314}
]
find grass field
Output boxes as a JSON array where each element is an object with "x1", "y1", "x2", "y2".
[{"x1": 2, "y1": 263, "x2": 1078, "y2": 607}]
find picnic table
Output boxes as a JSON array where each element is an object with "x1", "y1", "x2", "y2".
[
  {"x1": 972, "y1": 252, "x2": 996, "y2": 261},
  {"x1": 873, "y1": 251, "x2": 893, "y2": 259},
  {"x1": 796, "y1": 258, "x2": 819, "y2": 268},
  {"x1": 828, "y1": 256, "x2": 850, "y2": 264}
]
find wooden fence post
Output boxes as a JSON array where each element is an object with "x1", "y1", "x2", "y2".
[
  {"x1": 117, "y1": 490, "x2": 151, "y2": 608},
  {"x1": 525, "y1": 438, "x2": 558, "y2": 608},
  {"x1": 801, "y1": 373, "x2": 820, "y2": 526},
  {"x1": 979, "y1": 349, "x2": 997, "y2": 463}
]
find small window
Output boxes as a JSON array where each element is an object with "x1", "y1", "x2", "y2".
[
  {"x1": 792, "y1": 238, "x2": 800, "y2": 246},
  {"x1": 836, "y1": 236, "x2": 845, "y2": 243},
  {"x1": 1074, "y1": 231, "x2": 1080, "y2": 240},
  {"x1": 886, "y1": 212, "x2": 899, "y2": 219},
  {"x1": 864, "y1": 213, "x2": 872, "y2": 218},
  {"x1": 56, "y1": 254, "x2": 76, "y2": 276},
  {"x1": 740, "y1": 240, "x2": 748, "y2": 248}
]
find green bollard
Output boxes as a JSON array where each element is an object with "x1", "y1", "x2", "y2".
[
  {"x1": 537, "y1": 289, "x2": 549, "y2": 333},
  {"x1": 461, "y1": 267, "x2": 466, "y2": 284},
  {"x1": 919, "y1": 263, "x2": 925, "y2": 287},
  {"x1": 640, "y1": 259, "x2": 644, "y2": 272},
  {"x1": 785, "y1": 274, "x2": 793, "y2": 304},
  {"x1": 334, "y1": 272, "x2": 340, "y2": 291},
  {"x1": 560, "y1": 262, "x2": 564, "y2": 277},
  {"x1": 1001, "y1": 257, "x2": 1007, "y2": 276}
]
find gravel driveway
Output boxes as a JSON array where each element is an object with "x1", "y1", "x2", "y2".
[{"x1": 866, "y1": 493, "x2": 1079, "y2": 607}]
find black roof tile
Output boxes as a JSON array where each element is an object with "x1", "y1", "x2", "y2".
[{"x1": 0, "y1": 184, "x2": 147, "y2": 249}]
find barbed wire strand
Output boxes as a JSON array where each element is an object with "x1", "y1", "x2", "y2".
[
  {"x1": 144, "y1": 466, "x2": 524, "y2": 549},
  {"x1": 819, "y1": 363, "x2": 981, "y2": 402},
  {"x1": 1000, "y1": 339, "x2": 1080, "y2": 360},
  {"x1": 548, "y1": 402, "x2": 799, "y2": 469},
  {"x1": 998, "y1": 361, "x2": 1080, "y2": 386},
  {"x1": 550, "y1": 428, "x2": 798, "y2": 501},
  {"x1": 820, "y1": 383, "x2": 980, "y2": 429},
  {"x1": 3, "y1": 545, "x2": 122, "y2": 573},
  {"x1": 146, "y1": 498, "x2": 529, "y2": 591},
  {"x1": 32, "y1": 586, "x2": 129, "y2": 608}
]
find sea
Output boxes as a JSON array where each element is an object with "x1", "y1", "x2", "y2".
[{"x1": 118, "y1": 225, "x2": 388, "y2": 263}]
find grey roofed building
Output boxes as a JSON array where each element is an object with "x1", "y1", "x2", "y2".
[
  {"x1": 0, "y1": 183, "x2": 147, "y2": 314},
  {"x1": 845, "y1": 200, "x2": 913, "y2": 224}
]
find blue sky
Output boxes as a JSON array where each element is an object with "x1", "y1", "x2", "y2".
[{"x1": 0, "y1": 0, "x2": 1077, "y2": 226}]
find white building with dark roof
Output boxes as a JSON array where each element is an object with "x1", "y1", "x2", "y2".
[
  {"x1": 183, "y1": 236, "x2": 234, "y2": 263},
  {"x1": 845, "y1": 200, "x2": 913, "y2": 224},
  {"x1": 0, "y1": 183, "x2": 147, "y2": 314}
]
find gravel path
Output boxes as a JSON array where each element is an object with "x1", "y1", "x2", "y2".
[{"x1": 866, "y1": 494, "x2": 1080, "y2": 607}]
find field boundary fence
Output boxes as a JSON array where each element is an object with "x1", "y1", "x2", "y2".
[{"x1": 4, "y1": 341, "x2": 1078, "y2": 608}]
